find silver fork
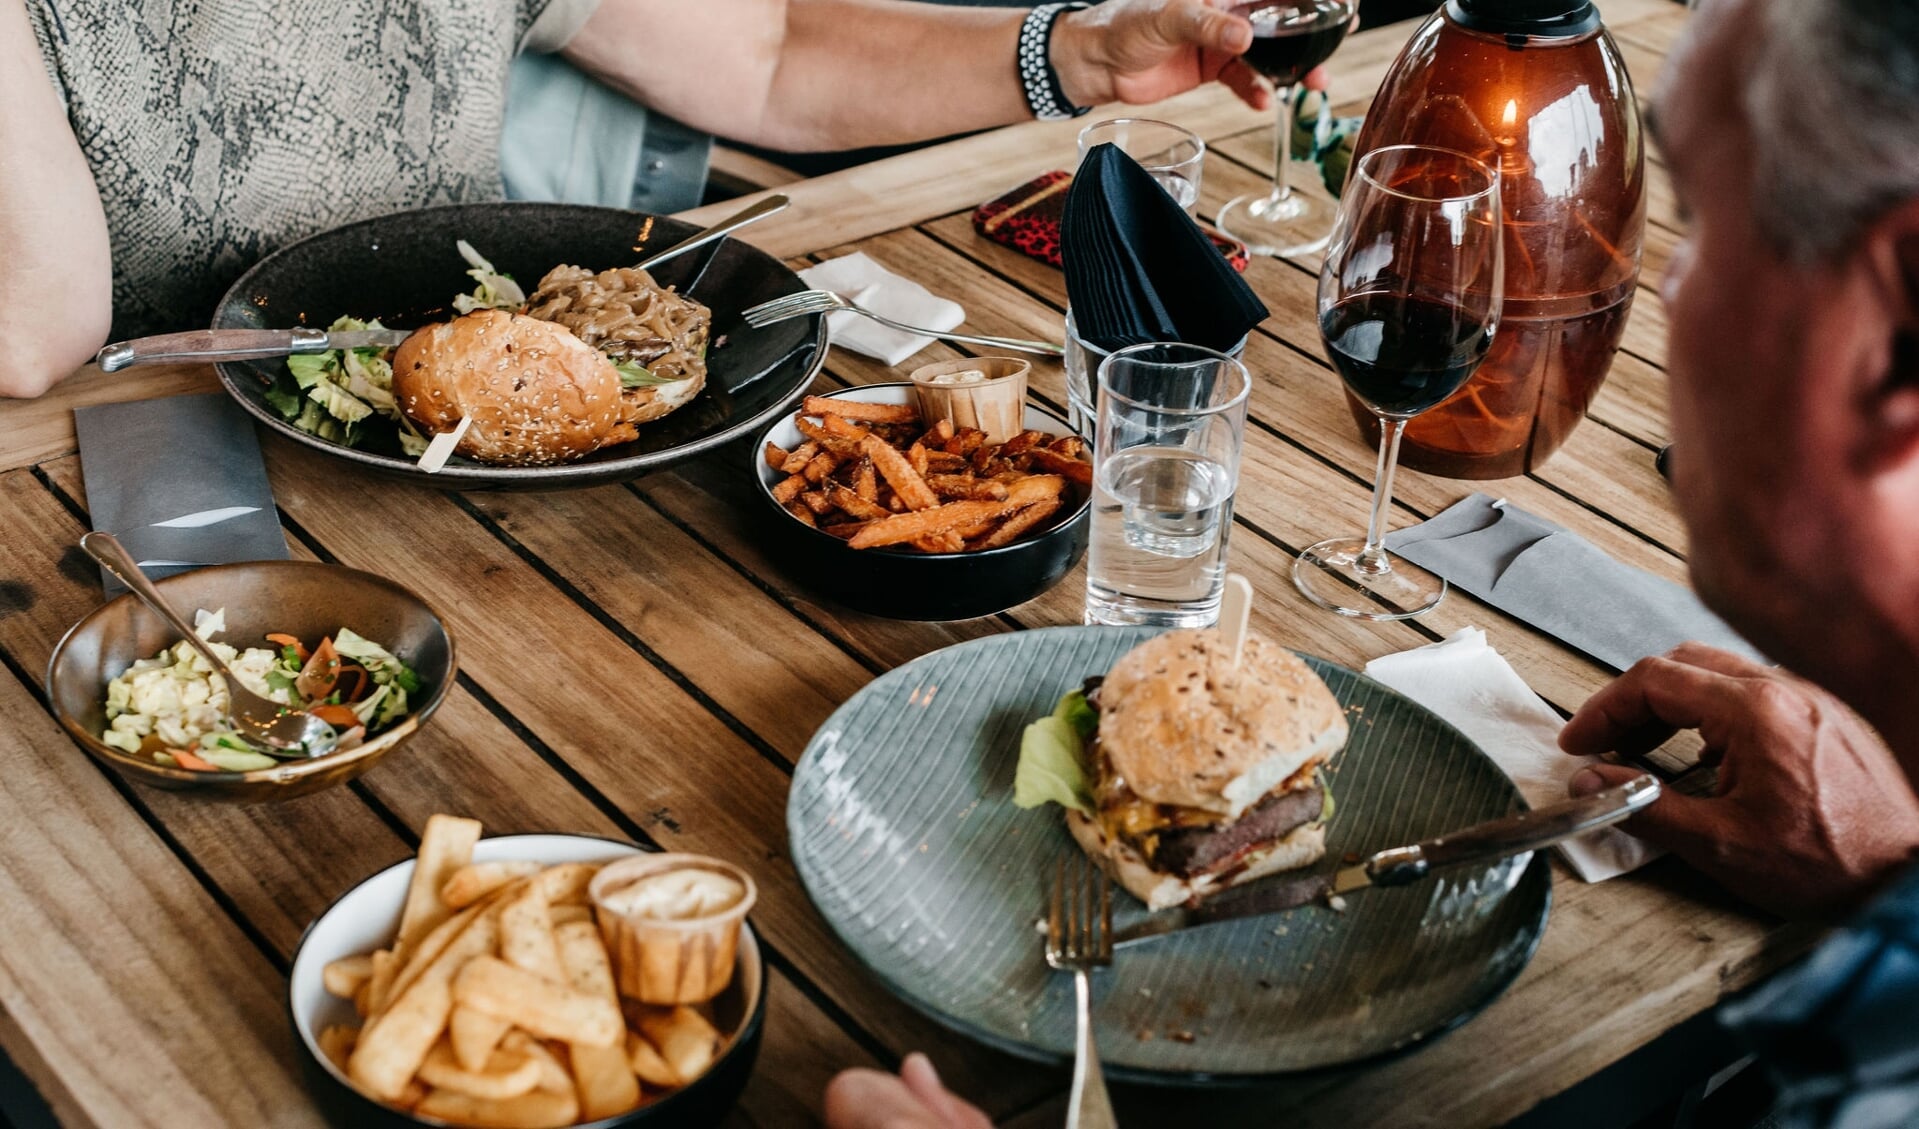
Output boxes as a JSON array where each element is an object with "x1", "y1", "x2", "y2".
[
  {"x1": 743, "y1": 290, "x2": 1065, "y2": 356},
  {"x1": 1046, "y1": 856, "x2": 1118, "y2": 1129}
]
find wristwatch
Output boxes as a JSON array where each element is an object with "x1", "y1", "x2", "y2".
[{"x1": 1018, "y1": 2, "x2": 1093, "y2": 122}]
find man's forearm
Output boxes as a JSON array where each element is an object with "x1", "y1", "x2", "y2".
[
  {"x1": 755, "y1": 0, "x2": 1035, "y2": 151},
  {"x1": 0, "y1": 1, "x2": 113, "y2": 397},
  {"x1": 566, "y1": 0, "x2": 1052, "y2": 153}
]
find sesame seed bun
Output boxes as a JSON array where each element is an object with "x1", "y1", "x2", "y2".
[
  {"x1": 1097, "y1": 629, "x2": 1347, "y2": 819},
  {"x1": 393, "y1": 309, "x2": 634, "y2": 466}
]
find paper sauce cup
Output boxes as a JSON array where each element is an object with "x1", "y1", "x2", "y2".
[
  {"x1": 907, "y1": 357, "x2": 1030, "y2": 445},
  {"x1": 589, "y1": 854, "x2": 758, "y2": 1005}
]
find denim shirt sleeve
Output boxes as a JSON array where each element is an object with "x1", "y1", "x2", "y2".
[
  {"x1": 500, "y1": 52, "x2": 712, "y2": 215},
  {"x1": 1721, "y1": 864, "x2": 1919, "y2": 1129}
]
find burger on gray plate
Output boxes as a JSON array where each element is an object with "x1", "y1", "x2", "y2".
[{"x1": 1016, "y1": 629, "x2": 1348, "y2": 910}]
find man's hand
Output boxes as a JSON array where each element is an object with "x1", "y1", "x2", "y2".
[
  {"x1": 824, "y1": 1054, "x2": 992, "y2": 1129},
  {"x1": 1056, "y1": 0, "x2": 1272, "y2": 112},
  {"x1": 1561, "y1": 643, "x2": 1919, "y2": 919}
]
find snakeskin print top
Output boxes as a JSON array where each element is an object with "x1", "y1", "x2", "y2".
[{"x1": 25, "y1": 0, "x2": 596, "y2": 337}]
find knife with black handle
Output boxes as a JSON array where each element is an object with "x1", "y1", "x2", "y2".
[{"x1": 1114, "y1": 774, "x2": 1661, "y2": 948}]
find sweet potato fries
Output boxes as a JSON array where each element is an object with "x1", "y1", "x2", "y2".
[{"x1": 764, "y1": 395, "x2": 1089, "y2": 553}]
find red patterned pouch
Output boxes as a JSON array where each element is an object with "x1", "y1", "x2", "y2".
[{"x1": 972, "y1": 171, "x2": 1249, "y2": 272}]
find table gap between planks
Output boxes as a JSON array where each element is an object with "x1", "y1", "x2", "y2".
[{"x1": 0, "y1": 3, "x2": 1810, "y2": 1126}]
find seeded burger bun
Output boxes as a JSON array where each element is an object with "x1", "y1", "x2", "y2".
[
  {"x1": 1069, "y1": 629, "x2": 1348, "y2": 910},
  {"x1": 392, "y1": 309, "x2": 640, "y2": 466}
]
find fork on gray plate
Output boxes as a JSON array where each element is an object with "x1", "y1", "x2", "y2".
[
  {"x1": 743, "y1": 289, "x2": 1065, "y2": 356},
  {"x1": 1046, "y1": 855, "x2": 1118, "y2": 1129}
]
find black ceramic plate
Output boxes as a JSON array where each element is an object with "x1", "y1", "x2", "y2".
[
  {"x1": 751, "y1": 384, "x2": 1092, "y2": 620},
  {"x1": 212, "y1": 203, "x2": 826, "y2": 490}
]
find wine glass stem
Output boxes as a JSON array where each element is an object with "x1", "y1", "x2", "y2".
[
  {"x1": 1359, "y1": 417, "x2": 1408, "y2": 574},
  {"x1": 1270, "y1": 84, "x2": 1297, "y2": 203}
]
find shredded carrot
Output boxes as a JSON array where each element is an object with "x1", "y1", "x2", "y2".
[
  {"x1": 310, "y1": 704, "x2": 361, "y2": 728},
  {"x1": 265, "y1": 632, "x2": 310, "y2": 662},
  {"x1": 333, "y1": 664, "x2": 369, "y2": 704},
  {"x1": 170, "y1": 747, "x2": 218, "y2": 771},
  {"x1": 297, "y1": 637, "x2": 342, "y2": 701}
]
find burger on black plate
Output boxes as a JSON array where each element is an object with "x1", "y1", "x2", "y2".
[{"x1": 1016, "y1": 629, "x2": 1348, "y2": 910}]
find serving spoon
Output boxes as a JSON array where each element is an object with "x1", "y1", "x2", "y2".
[{"x1": 81, "y1": 532, "x2": 338, "y2": 760}]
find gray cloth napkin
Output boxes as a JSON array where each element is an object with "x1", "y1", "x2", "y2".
[
  {"x1": 75, "y1": 393, "x2": 288, "y2": 593},
  {"x1": 1384, "y1": 493, "x2": 1764, "y2": 672}
]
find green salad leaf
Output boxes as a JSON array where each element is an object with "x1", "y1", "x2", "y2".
[
  {"x1": 1014, "y1": 689, "x2": 1097, "y2": 814},
  {"x1": 286, "y1": 352, "x2": 333, "y2": 389},
  {"x1": 272, "y1": 317, "x2": 401, "y2": 450},
  {"x1": 615, "y1": 360, "x2": 685, "y2": 388},
  {"x1": 263, "y1": 377, "x2": 304, "y2": 418}
]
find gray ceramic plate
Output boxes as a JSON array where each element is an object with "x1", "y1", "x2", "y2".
[
  {"x1": 212, "y1": 203, "x2": 826, "y2": 491},
  {"x1": 788, "y1": 626, "x2": 1550, "y2": 1080}
]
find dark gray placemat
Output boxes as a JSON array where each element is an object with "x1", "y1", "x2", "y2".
[
  {"x1": 74, "y1": 394, "x2": 288, "y2": 593},
  {"x1": 1386, "y1": 493, "x2": 1763, "y2": 671}
]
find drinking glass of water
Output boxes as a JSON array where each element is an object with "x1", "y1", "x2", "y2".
[
  {"x1": 1076, "y1": 118, "x2": 1205, "y2": 215},
  {"x1": 1086, "y1": 343, "x2": 1250, "y2": 627}
]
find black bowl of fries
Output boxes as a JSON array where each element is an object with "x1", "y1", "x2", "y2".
[
  {"x1": 288, "y1": 821, "x2": 765, "y2": 1128},
  {"x1": 752, "y1": 383, "x2": 1092, "y2": 620}
]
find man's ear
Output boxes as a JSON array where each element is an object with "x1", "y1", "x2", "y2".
[{"x1": 1859, "y1": 200, "x2": 1919, "y2": 470}]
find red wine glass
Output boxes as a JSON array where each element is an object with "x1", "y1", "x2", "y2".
[
  {"x1": 1294, "y1": 145, "x2": 1504, "y2": 619},
  {"x1": 1215, "y1": 0, "x2": 1357, "y2": 257}
]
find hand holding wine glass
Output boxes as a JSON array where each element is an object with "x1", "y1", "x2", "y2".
[
  {"x1": 1293, "y1": 145, "x2": 1504, "y2": 620},
  {"x1": 1215, "y1": 0, "x2": 1359, "y2": 258}
]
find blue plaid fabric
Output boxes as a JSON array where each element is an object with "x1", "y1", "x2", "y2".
[{"x1": 1723, "y1": 865, "x2": 1919, "y2": 1129}]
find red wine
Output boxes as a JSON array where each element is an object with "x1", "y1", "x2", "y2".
[
  {"x1": 1234, "y1": 3, "x2": 1351, "y2": 86},
  {"x1": 1321, "y1": 295, "x2": 1493, "y2": 417}
]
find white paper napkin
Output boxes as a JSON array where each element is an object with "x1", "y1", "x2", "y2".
[
  {"x1": 1364, "y1": 627, "x2": 1661, "y2": 882},
  {"x1": 799, "y1": 252, "x2": 966, "y2": 367}
]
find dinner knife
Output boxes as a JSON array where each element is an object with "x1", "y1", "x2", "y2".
[
  {"x1": 95, "y1": 327, "x2": 413, "y2": 372},
  {"x1": 1113, "y1": 774, "x2": 1661, "y2": 949}
]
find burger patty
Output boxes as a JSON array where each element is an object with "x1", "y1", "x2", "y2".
[{"x1": 1151, "y1": 781, "x2": 1325, "y2": 878}]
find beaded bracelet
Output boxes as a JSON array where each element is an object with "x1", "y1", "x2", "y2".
[{"x1": 1018, "y1": 3, "x2": 1093, "y2": 122}]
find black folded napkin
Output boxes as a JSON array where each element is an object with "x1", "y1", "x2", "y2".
[{"x1": 1061, "y1": 143, "x2": 1269, "y2": 352}]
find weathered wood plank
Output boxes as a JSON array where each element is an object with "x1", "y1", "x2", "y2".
[
  {"x1": 0, "y1": 647, "x2": 321, "y2": 1128},
  {"x1": 249, "y1": 439, "x2": 1064, "y2": 1112},
  {"x1": 10, "y1": 462, "x2": 924, "y2": 1125},
  {"x1": 0, "y1": 364, "x2": 220, "y2": 472}
]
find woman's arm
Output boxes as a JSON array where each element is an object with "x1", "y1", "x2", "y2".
[
  {"x1": 562, "y1": 0, "x2": 1262, "y2": 153},
  {"x1": 0, "y1": 1, "x2": 112, "y2": 397}
]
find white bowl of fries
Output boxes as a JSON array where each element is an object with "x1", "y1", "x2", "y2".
[
  {"x1": 753, "y1": 383, "x2": 1092, "y2": 620},
  {"x1": 288, "y1": 819, "x2": 764, "y2": 1128}
]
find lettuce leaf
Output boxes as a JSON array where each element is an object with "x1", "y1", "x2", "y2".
[
  {"x1": 1054, "y1": 689, "x2": 1097, "y2": 742},
  {"x1": 1014, "y1": 690, "x2": 1096, "y2": 814},
  {"x1": 263, "y1": 374, "x2": 304, "y2": 419},
  {"x1": 286, "y1": 352, "x2": 334, "y2": 389},
  {"x1": 309, "y1": 380, "x2": 373, "y2": 424},
  {"x1": 615, "y1": 360, "x2": 683, "y2": 388}
]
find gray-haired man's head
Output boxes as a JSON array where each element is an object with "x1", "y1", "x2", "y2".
[
  {"x1": 1740, "y1": 0, "x2": 1919, "y2": 260},
  {"x1": 1649, "y1": 0, "x2": 1919, "y2": 755}
]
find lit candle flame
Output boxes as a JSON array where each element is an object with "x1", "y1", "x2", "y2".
[{"x1": 1501, "y1": 99, "x2": 1519, "y2": 129}]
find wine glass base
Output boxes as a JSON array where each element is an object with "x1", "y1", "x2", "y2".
[
  {"x1": 1292, "y1": 538, "x2": 1447, "y2": 621},
  {"x1": 1216, "y1": 185, "x2": 1339, "y2": 258}
]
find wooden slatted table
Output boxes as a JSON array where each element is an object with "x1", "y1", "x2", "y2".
[{"x1": 0, "y1": 3, "x2": 1805, "y2": 1125}]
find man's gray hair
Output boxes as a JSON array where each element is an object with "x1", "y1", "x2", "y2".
[{"x1": 1745, "y1": 0, "x2": 1919, "y2": 261}]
